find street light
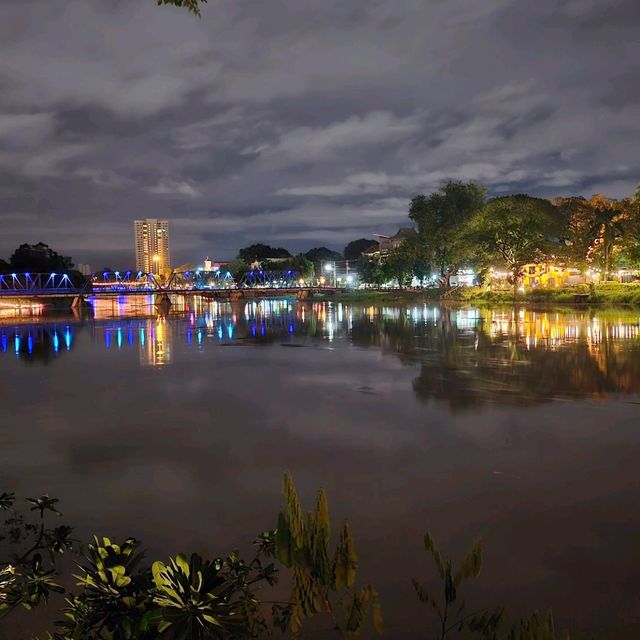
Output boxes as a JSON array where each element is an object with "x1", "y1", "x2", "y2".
[{"x1": 323, "y1": 261, "x2": 336, "y2": 287}]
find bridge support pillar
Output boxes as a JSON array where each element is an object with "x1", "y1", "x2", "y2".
[
  {"x1": 155, "y1": 293, "x2": 172, "y2": 307},
  {"x1": 71, "y1": 295, "x2": 88, "y2": 309}
]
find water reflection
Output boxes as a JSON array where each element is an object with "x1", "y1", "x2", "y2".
[{"x1": 2, "y1": 300, "x2": 640, "y2": 407}]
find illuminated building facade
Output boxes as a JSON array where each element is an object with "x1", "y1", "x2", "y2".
[{"x1": 134, "y1": 219, "x2": 170, "y2": 274}]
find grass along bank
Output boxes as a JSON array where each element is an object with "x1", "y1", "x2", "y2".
[{"x1": 309, "y1": 283, "x2": 640, "y2": 306}]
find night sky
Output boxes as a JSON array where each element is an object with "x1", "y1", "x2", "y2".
[{"x1": 1, "y1": 0, "x2": 639, "y2": 267}]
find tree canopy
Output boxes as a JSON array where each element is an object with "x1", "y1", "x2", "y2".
[
  {"x1": 344, "y1": 239, "x2": 378, "y2": 261},
  {"x1": 9, "y1": 243, "x2": 74, "y2": 273},
  {"x1": 237, "y1": 244, "x2": 291, "y2": 264},
  {"x1": 156, "y1": 0, "x2": 207, "y2": 16},
  {"x1": 465, "y1": 195, "x2": 562, "y2": 294},
  {"x1": 409, "y1": 181, "x2": 486, "y2": 286}
]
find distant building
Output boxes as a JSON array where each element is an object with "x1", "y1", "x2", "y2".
[
  {"x1": 76, "y1": 263, "x2": 92, "y2": 276},
  {"x1": 369, "y1": 228, "x2": 418, "y2": 256},
  {"x1": 134, "y1": 219, "x2": 170, "y2": 274},
  {"x1": 203, "y1": 256, "x2": 213, "y2": 271}
]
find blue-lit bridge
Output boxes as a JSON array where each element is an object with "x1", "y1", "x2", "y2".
[{"x1": 0, "y1": 270, "x2": 339, "y2": 306}]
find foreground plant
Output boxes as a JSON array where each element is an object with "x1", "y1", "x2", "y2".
[
  {"x1": 54, "y1": 534, "x2": 278, "y2": 640},
  {"x1": 412, "y1": 533, "x2": 503, "y2": 639},
  {"x1": 274, "y1": 472, "x2": 383, "y2": 638},
  {"x1": 0, "y1": 492, "x2": 74, "y2": 620}
]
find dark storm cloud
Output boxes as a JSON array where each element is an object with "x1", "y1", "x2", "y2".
[{"x1": 0, "y1": 0, "x2": 639, "y2": 266}]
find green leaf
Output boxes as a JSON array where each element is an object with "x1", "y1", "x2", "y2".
[
  {"x1": 454, "y1": 538, "x2": 482, "y2": 586},
  {"x1": 424, "y1": 532, "x2": 445, "y2": 579}
]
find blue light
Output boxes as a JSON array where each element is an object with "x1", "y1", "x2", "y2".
[
  {"x1": 227, "y1": 323, "x2": 234, "y2": 339},
  {"x1": 105, "y1": 329, "x2": 111, "y2": 349},
  {"x1": 289, "y1": 323, "x2": 294, "y2": 334},
  {"x1": 197, "y1": 329, "x2": 203, "y2": 345},
  {"x1": 64, "y1": 327, "x2": 72, "y2": 351},
  {"x1": 14, "y1": 334, "x2": 20, "y2": 355},
  {"x1": 103, "y1": 272, "x2": 109, "y2": 279},
  {"x1": 51, "y1": 273, "x2": 56, "y2": 277},
  {"x1": 137, "y1": 271, "x2": 143, "y2": 277},
  {"x1": 27, "y1": 333, "x2": 33, "y2": 355},
  {"x1": 260, "y1": 322, "x2": 266, "y2": 337},
  {"x1": 217, "y1": 326, "x2": 223, "y2": 340},
  {"x1": 251, "y1": 323, "x2": 256, "y2": 337},
  {"x1": 139, "y1": 327, "x2": 145, "y2": 346},
  {"x1": 186, "y1": 329, "x2": 192, "y2": 345},
  {"x1": 25, "y1": 272, "x2": 30, "y2": 277},
  {"x1": 1, "y1": 333, "x2": 7, "y2": 352},
  {"x1": 115, "y1": 271, "x2": 120, "y2": 277},
  {"x1": 52, "y1": 331, "x2": 59, "y2": 353},
  {"x1": 117, "y1": 327, "x2": 123, "y2": 349},
  {"x1": 128, "y1": 327, "x2": 134, "y2": 346},
  {"x1": 11, "y1": 273, "x2": 16, "y2": 278}
]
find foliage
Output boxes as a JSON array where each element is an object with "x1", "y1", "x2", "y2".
[
  {"x1": 409, "y1": 181, "x2": 486, "y2": 287},
  {"x1": 156, "y1": 0, "x2": 208, "y2": 16},
  {"x1": 237, "y1": 244, "x2": 291, "y2": 264},
  {"x1": 413, "y1": 532, "x2": 503, "y2": 639},
  {"x1": 227, "y1": 258, "x2": 251, "y2": 283},
  {"x1": 0, "y1": 493, "x2": 74, "y2": 621},
  {"x1": 506, "y1": 611, "x2": 570, "y2": 640},
  {"x1": 357, "y1": 255, "x2": 385, "y2": 287},
  {"x1": 280, "y1": 254, "x2": 315, "y2": 280},
  {"x1": 304, "y1": 247, "x2": 344, "y2": 278},
  {"x1": 54, "y1": 535, "x2": 278, "y2": 639},
  {"x1": 274, "y1": 473, "x2": 383, "y2": 638},
  {"x1": 343, "y1": 239, "x2": 378, "y2": 262},
  {"x1": 9, "y1": 242, "x2": 74, "y2": 274},
  {"x1": 382, "y1": 236, "x2": 429, "y2": 288},
  {"x1": 465, "y1": 195, "x2": 563, "y2": 296}
]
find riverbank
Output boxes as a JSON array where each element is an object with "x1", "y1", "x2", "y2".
[{"x1": 309, "y1": 283, "x2": 640, "y2": 306}]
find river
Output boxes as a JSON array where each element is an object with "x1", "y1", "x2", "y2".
[{"x1": 1, "y1": 297, "x2": 640, "y2": 638}]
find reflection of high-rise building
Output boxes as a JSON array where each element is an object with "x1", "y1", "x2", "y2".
[
  {"x1": 134, "y1": 219, "x2": 170, "y2": 274},
  {"x1": 139, "y1": 318, "x2": 172, "y2": 366}
]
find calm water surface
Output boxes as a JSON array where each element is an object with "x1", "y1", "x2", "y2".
[{"x1": 2, "y1": 297, "x2": 640, "y2": 638}]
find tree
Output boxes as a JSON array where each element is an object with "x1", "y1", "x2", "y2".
[
  {"x1": 156, "y1": 0, "x2": 208, "y2": 16},
  {"x1": 304, "y1": 247, "x2": 343, "y2": 276},
  {"x1": 226, "y1": 258, "x2": 251, "y2": 283},
  {"x1": 237, "y1": 244, "x2": 291, "y2": 264},
  {"x1": 553, "y1": 197, "x2": 599, "y2": 274},
  {"x1": 0, "y1": 258, "x2": 9, "y2": 274},
  {"x1": 286, "y1": 254, "x2": 314, "y2": 280},
  {"x1": 587, "y1": 194, "x2": 628, "y2": 278},
  {"x1": 9, "y1": 243, "x2": 74, "y2": 273},
  {"x1": 618, "y1": 198, "x2": 640, "y2": 269},
  {"x1": 409, "y1": 181, "x2": 486, "y2": 287},
  {"x1": 357, "y1": 255, "x2": 384, "y2": 287},
  {"x1": 633, "y1": 182, "x2": 640, "y2": 203},
  {"x1": 465, "y1": 195, "x2": 563, "y2": 298},
  {"x1": 343, "y1": 239, "x2": 378, "y2": 261}
]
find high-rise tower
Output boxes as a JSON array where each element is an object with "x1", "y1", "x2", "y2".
[{"x1": 134, "y1": 219, "x2": 170, "y2": 274}]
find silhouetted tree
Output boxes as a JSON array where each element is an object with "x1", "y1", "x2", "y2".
[
  {"x1": 9, "y1": 243, "x2": 74, "y2": 273},
  {"x1": 344, "y1": 239, "x2": 378, "y2": 261},
  {"x1": 237, "y1": 244, "x2": 291, "y2": 264}
]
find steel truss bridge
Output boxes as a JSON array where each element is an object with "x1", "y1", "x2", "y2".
[
  {"x1": 0, "y1": 272, "x2": 77, "y2": 295},
  {"x1": 0, "y1": 269, "x2": 313, "y2": 299}
]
